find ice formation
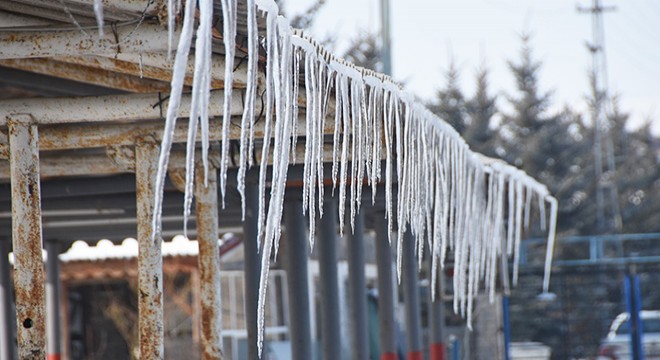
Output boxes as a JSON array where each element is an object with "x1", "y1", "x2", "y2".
[{"x1": 152, "y1": 0, "x2": 560, "y2": 353}]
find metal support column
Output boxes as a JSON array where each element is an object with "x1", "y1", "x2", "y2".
[
  {"x1": 46, "y1": 241, "x2": 62, "y2": 360},
  {"x1": 284, "y1": 199, "x2": 312, "y2": 360},
  {"x1": 428, "y1": 258, "x2": 445, "y2": 360},
  {"x1": 374, "y1": 213, "x2": 397, "y2": 360},
  {"x1": 0, "y1": 239, "x2": 14, "y2": 360},
  {"x1": 318, "y1": 196, "x2": 341, "y2": 360},
  {"x1": 402, "y1": 230, "x2": 422, "y2": 360},
  {"x1": 346, "y1": 207, "x2": 369, "y2": 360},
  {"x1": 135, "y1": 142, "x2": 164, "y2": 360},
  {"x1": 625, "y1": 274, "x2": 645, "y2": 360},
  {"x1": 194, "y1": 166, "x2": 222, "y2": 359},
  {"x1": 8, "y1": 118, "x2": 47, "y2": 359},
  {"x1": 242, "y1": 179, "x2": 261, "y2": 360}
]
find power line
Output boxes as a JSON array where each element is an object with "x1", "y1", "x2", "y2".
[{"x1": 578, "y1": 0, "x2": 623, "y2": 233}]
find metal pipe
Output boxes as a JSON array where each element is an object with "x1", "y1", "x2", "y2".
[
  {"x1": 46, "y1": 241, "x2": 62, "y2": 360},
  {"x1": 318, "y1": 196, "x2": 341, "y2": 360},
  {"x1": 0, "y1": 239, "x2": 14, "y2": 360},
  {"x1": 194, "y1": 165, "x2": 223, "y2": 359},
  {"x1": 402, "y1": 230, "x2": 422, "y2": 360},
  {"x1": 374, "y1": 212, "x2": 397, "y2": 360},
  {"x1": 346, "y1": 208, "x2": 369, "y2": 360},
  {"x1": 242, "y1": 179, "x2": 261, "y2": 360},
  {"x1": 135, "y1": 142, "x2": 164, "y2": 359},
  {"x1": 8, "y1": 117, "x2": 47, "y2": 359},
  {"x1": 284, "y1": 198, "x2": 312, "y2": 360},
  {"x1": 428, "y1": 258, "x2": 446, "y2": 360}
]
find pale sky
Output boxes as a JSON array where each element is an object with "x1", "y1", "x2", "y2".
[{"x1": 285, "y1": 0, "x2": 660, "y2": 133}]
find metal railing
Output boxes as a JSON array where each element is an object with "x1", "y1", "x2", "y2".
[{"x1": 521, "y1": 232, "x2": 660, "y2": 267}]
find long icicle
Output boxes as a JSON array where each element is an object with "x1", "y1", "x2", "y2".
[
  {"x1": 151, "y1": 0, "x2": 197, "y2": 240},
  {"x1": 219, "y1": 0, "x2": 237, "y2": 205},
  {"x1": 237, "y1": 0, "x2": 258, "y2": 220}
]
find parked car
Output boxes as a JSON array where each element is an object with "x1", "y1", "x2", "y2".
[{"x1": 597, "y1": 310, "x2": 660, "y2": 359}]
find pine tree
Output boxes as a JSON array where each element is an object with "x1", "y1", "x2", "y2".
[
  {"x1": 465, "y1": 67, "x2": 498, "y2": 157},
  {"x1": 501, "y1": 35, "x2": 555, "y2": 170},
  {"x1": 607, "y1": 98, "x2": 660, "y2": 233},
  {"x1": 428, "y1": 61, "x2": 467, "y2": 134}
]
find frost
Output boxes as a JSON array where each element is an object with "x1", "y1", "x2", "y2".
[{"x1": 154, "y1": 0, "x2": 560, "y2": 353}]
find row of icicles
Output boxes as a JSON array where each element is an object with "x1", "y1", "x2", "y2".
[{"x1": 93, "y1": 0, "x2": 558, "y2": 354}]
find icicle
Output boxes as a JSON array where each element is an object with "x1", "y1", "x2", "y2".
[
  {"x1": 256, "y1": 8, "x2": 277, "y2": 256},
  {"x1": 506, "y1": 176, "x2": 515, "y2": 256},
  {"x1": 337, "y1": 73, "x2": 351, "y2": 236},
  {"x1": 524, "y1": 185, "x2": 532, "y2": 230},
  {"x1": 331, "y1": 70, "x2": 342, "y2": 193},
  {"x1": 237, "y1": 0, "x2": 258, "y2": 220},
  {"x1": 539, "y1": 194, "x2": 547, "y2": 231},
  {"x1": 167, "y1": 0, "x2": 174, "y2": 57},
  {"x1": 219, "y1": 0, "x2": 238, "y2": 205},
  {"x1": 255, "y1": 2, "x2": 281, "y2": 355},
  {"x1": 291, "y1": 48, "x2": 302, "y2": 163},
  {"x1": 383, "y1": 90, "x2": 394, "y2": 245},
  {"x1": 543, "y1": 197, "x2": 558, "y2": 292},
  {"x1": 151, "y1": 0, "x2": 197, "y2": 241},
  {"x1": 93, "y1": 0, "x2": 104, "y2": 37},
  {"x1": 512, "y1": 179, "x2": 524, "y2": 286}
]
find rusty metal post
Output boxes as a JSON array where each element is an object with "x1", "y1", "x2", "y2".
[
  {"x1": 374, "y1": 212, "x2": 397, "y2": 360},
  {"x1": 135, "y1": 142, "x2": 164, "y2": 360},
  {"x1": 318, "y1": 195, "x2": 341, "y2": 360},
  {"x1": 346, "y1": 207, "x2": 369, "y2": 360},
  {"x1": 402, "y1": 230, "x2": 422, "y2": 360},
  {"x1": 242, "y1": 178, "x2": 260, "y2": 360},
  {"x1": 0, "y1": 238, "x2": 14, "y2": 360},
  {"x1": 8, "y1": 117, "x2": 47, "y2": 359},
  {"x1": 194, "y1": 166, "x2": 223, "y2": 359},
  {"x1": 284, "y1": 198, "x2": 312, "y2": 360},
  {"x1": 46, "y1": 241, "x2": 62, "y2": 360}
]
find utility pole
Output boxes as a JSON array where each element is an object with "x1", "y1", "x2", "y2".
[
  {"x1": 380, "y1": 0, "x2": 392, "y2": 75},
  {"x1": 578, "y1": 0, "x2": 622, "y2": 233}
]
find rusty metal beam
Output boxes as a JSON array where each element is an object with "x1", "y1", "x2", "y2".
[
  {"x1": 135, "y1": 141, "x2": 164, "y2": 359},
  {"x1": 0, "y1": 58, "x2": 171, "y2": 93},
  {"x1": 194, "y1": 165, "x2": 223, "y2": 359},
  {"x1": 0, "y1": 0, "x2": 155, "y2": 22},
  {"x1": 0, "y1": 91, "x2": 245, "y2": 126},
  {"x1": 0, "y1": 10, "x2": 51, "y2": 27},
  {"x1": 0, "y1": 143, "x2": 340, "y2": 180},
  {"x1": 0, "y1": 22, "x2": 175, "y2": 59},
  {"x1": 0, "y1": 153, "x2": 125, "y2": 179},
  {"x1": 8, "y1": 116, "x2": 47, "y2": 359},
  {"x1": 56, "y1": 52, "x2": 258, "y2": 89}
]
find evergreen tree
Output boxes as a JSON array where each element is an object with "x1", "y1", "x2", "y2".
[
  {"x1": 428, "y1": 61, "x2": 467, "y2": 134},
  {"x1": 501, "y1": 35, "x2": 555, "y2": 170},
  {"x1": 607, "y1": 98, "x2": 660, "y2": 233},
  {"x1": 465, "y1": 67, "x2": 498, "y2": 157}
]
